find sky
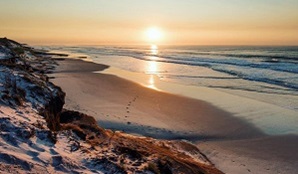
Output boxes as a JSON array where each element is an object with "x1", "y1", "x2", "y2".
[{"x1": 0, "y1": 0, "x2": 297, "y2": 45}]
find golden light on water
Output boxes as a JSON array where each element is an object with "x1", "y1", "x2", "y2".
[
  {"x1": 146, "y1": 45, "x2": 159, "y2": 89},
  {"x1": 148, "y1": 45, "x2": 159, "y2": 73},
  {"x1": 150, "y1": 44, "x2": 158, "y2": 55},
  {"x1": 148, "y1": 60, "x2": 158, "y2": 74},
  {"x1": 148, "y1": 75, "x2": 156, "y2": 89},
  {"x1": 151, "y1": 44, "x2": 158, "y2": 50}
]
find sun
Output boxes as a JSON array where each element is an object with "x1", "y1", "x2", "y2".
[{"x1": 146, "y1": 27, "x2": 163, "y2": 42}]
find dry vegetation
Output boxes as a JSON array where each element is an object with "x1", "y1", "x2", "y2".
[{"x1": 60, "y1": 110, "x2": 223, "y2": 174}]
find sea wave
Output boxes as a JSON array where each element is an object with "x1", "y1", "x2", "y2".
[{"x1": 45, "y1": 45, "x2": 298, "y2": 93}]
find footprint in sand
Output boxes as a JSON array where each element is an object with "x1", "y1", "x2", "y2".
[
  {"x1": 124, "y1": 95, "x2": 138, "y2": 119},
  {"x1": 50, "y1": 148, "x2": 59, "y2": 155},
  {"x1": 26, "y1": 150, "x2": 39, "y2": 157}
]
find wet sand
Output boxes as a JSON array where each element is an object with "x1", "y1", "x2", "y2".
[
  {"x1": 51, "y1": 59, "x2": 262, "y2": 139},
  {"x1": 50, "y1": 59, "x2": 298, "y2": 174},
  {"x1": 199, "y1": 135, "x2": 298, "y2": 174}
]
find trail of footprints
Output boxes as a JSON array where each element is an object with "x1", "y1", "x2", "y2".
[
  {"x1": 102, "y1": 95, "x2": 139, "y2": 122},
  {"x1": 122, "y1": 95, "x2": 187, "y2": 135},
  {"x1": 124, "y1": 95, "x2": 139, "y2": 124}
]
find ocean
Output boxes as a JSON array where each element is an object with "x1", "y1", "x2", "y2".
[{"x1": 45, "y1": 45, "x2": 298, "y2": 109}]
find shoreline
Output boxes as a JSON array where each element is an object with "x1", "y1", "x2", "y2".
[
  {"x1": 101, "y1": 66, "x2": 298, "y2": 136},
  {"x1": 50, "y1": 58, "x2": 263, "y2": 140},
  {"x1": 49, "y1": 46, "x2": 298, "y2": 135},
  {"x1": 50, "y1": 57, "x2": 298, "y2": 174}
]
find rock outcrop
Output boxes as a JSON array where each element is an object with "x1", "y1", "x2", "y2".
[{"x1": 0, "y1": 38, "x2": 65, "y2": 131}]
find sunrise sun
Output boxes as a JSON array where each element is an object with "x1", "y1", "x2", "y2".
[{"x1": 146, "y1": 27, "x2": 163, "y2": 42}]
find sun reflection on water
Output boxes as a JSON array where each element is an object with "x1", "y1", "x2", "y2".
[
  {"x1": 148, "y1": 60, "x2": 158, "y2": 73},
  {"x1": 147, "y1": 61, "x2": 159, "y2": 89},
  {"x1": 146, "y1": 45, "x2": 159, "y2": 89},
  {"x1": 150, "y1": 44, "x2": 158, "y2": 55},
  {"x1": 148, "y1": 75, "x2": 157, "y2": 89}
]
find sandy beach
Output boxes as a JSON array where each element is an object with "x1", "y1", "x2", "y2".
[
  {"x1": 51, "y1": 59, "x2": 263, "y2": 139},
  {"x1": 50, "y1": 58, "x2": 298, "y2": 174}
]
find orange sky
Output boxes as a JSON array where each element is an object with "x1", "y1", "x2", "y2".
[{"x1": 0, "y1": 0, "x2": 297, "y2": 45}]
